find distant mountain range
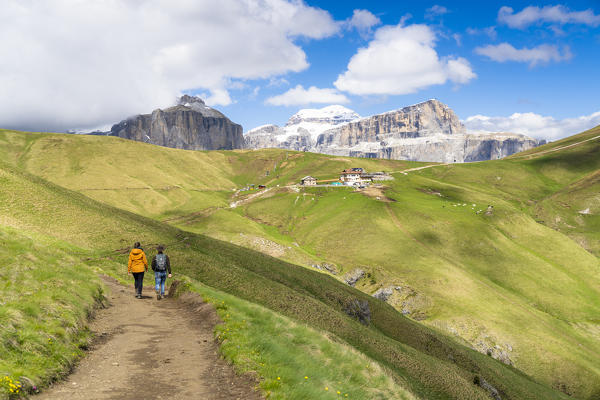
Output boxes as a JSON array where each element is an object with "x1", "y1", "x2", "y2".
[
  {"x1": 82, "y1": 97, "x2": 542, "y2": 162},
  {"x1": 245, "y1": 99, "x2": 544, "y2": 162}
]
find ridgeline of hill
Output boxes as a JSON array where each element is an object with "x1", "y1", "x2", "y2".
[{"x1": 1, "y1": 126, "x2": 599, "y2": 399}]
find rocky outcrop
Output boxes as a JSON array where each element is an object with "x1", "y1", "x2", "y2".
[
  {"x1": 310, "y1": 262, "x2": 338, "y2": 275},
  {"x1": 474, "y1": 376, "x2": 502, "y2": 400},
  {"x1": 245, "y1": 100, "x2": 543, "y2": 162},
  {"x1": 343, "y1": 299, "x2": 371, "y2": 325},
  {"x1": 110, "y1": 95, "x2": 243, "y2": 150},
  {"x1": 373, "y1": 287, "x2": 394, "y2": 302},
  {"x1": 344, "y1": 269, "x2": 366, "y2": 287}
]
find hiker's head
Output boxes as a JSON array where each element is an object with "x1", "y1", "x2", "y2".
[
  {"x1": 157, "y1": 245, "x2": 164, "y2": 253},
  {"x1": 134, "y1": 242, "x2": 141, "y2": 249}
]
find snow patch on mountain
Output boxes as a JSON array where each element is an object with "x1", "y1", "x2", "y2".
[{"x1": 245, "y1": 104, "x2": 361, "y2": 147}]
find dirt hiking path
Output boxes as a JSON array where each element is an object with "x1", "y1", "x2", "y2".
[{"x1": 37, "y1": 276, "x2": 262, "y2": 400}]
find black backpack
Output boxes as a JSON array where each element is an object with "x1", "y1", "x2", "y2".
[{"x1": 155, "y1": 253, "x2": 167, "y2": 271}]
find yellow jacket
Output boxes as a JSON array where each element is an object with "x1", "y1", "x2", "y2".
[{"x1": 128, "y1": 248, "x2": 148, "y2": 273}]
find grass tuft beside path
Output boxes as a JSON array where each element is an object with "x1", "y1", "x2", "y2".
[{"x1": 0, "y1": 227, "x2": 110, "y2": 399}]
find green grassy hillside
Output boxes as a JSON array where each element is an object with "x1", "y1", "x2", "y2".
[
  {"x1": 512, "y1": 125, "x2": 600, "y2": 256},
  {"x1": 0, "y1": 227, "x2": 109, "y2": 397},
  {"x1": 0, "y1": 136, "x2": 576, "y2": 399},
  {"x1": 3, "y1": 128, "x2": 597, "y2": 397}
]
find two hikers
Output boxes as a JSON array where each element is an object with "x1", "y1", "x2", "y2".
[
  {"x1": 127, "y1": 242, "x2": 172, "y2": 299},
  {"x1": 151, "y1": 245, "x2": 172, "y2": 300}
]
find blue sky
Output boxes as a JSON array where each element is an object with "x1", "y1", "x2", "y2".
[
  {"x1": 212, "y1": 0, "x2": 600, "y2": 139},
  {"x1": 0, "y1": 1, "x2": 598, "y2": 139}
]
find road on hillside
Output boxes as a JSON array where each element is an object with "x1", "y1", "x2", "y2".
[{"x1": 36, "y1": 277, "x2": 262, "y2": 400}]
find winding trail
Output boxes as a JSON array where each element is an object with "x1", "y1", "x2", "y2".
[
  {"x1": 391, "y1": 163, "x2": 449, "y2": 174},
  {"x1": 36, "y1": 276, "x2": 262, "y2": 400}
]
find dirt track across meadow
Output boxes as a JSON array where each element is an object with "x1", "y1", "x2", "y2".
[{"x1": 36, "y1": 276, "x2": 262, "y2": 400}]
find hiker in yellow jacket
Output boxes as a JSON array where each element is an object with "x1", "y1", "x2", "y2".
[{"x1": 128, "y1": 242, "x2": 148, "y2": 299}]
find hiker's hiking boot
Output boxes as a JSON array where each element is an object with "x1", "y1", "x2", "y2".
[{"x1": 136, "y1": 293, "x2": 141, "y2": 299}]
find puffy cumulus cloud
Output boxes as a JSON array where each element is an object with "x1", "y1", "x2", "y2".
[
  {"x1": 446, "y1": 58, "x2": 477, "y2": 84},
  {"x1": 266, "y1": 85, "x2": 349, "y2": 106},
  {"x1": 464, "y1": 110, "x2": 600, "y2": 140},
  {"x1": 334, "y1": 24, "x2": 476, "y2": 95},
  {"x1": 0, "y1": 0, "x2": 338, "y2": 132},
  {"x1": 498, "y1": 5, "x2": 600, "y2": 29},
  {"x1": 425, "y1": 5, "x2": 449, "y2": 19},
  {"x1": 346, "y1": 9, "x2": 381, "y2": 32},
  {"x1": 475, "y1": 43, "x2": 572, "y2": 67}
]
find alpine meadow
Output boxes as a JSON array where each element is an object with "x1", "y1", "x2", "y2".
[{"x1": 1, "y1": 124, "x2": 599, "y2": 399}]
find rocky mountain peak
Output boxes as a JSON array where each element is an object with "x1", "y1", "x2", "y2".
[
  {"x1": 178, "y1": 94, "x2": 206, "y2": 106},
  {"x1": 171, "y1": 95, "x2": 224, "y2": 118},
  {"x1": 109, "y1": 96, "x2": 243, "y2": 150}
]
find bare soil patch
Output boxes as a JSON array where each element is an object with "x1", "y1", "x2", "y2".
[{"x1": 359, "y1": 185, "x2": 395, "y2": 202}]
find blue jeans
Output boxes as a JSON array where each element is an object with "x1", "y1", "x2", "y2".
[{"x1": 154, "y1": 271, "x2": 167, "y2": 295}]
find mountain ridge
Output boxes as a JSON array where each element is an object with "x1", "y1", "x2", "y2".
[{"x1": 245, "y1": 99, "x2": 544, "y2": 162}]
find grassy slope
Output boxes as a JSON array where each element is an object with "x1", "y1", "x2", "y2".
[
  {"x1": 0, "y1": 149, "x2": 569, "y2": 399},
  {"x1": 239, "y1": 172, "x2": 600, "y2": 397},
  {"x1": 0, "y1": 129, "x2": 421, "y2": 270},
  {"x1": 0, "y1": 227, "x2": 109, "y2": 397},
  {"x1": 2, "y1": 129, "x2": 600, "y2": 397},
  {"x1": 0, "y1": 224, "x2": 410, "y2": 400},
  {"x1": 514, "y1": 126, "x2": 600, "y2": 256},
  {"x1": 0, "y1": 130, "x2": 416, "y2": 218}
]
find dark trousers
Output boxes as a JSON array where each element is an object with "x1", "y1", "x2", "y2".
[{"x1": 133, "y1": 272, "x2": 145, "y2": 295}]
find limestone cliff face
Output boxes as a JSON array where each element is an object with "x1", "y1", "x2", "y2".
[
  {"x1": 317, "y1": 99, "x2": 464, "y2": 149},
  {"x1": 244, "y1": 99, "x2": 542, "y2": 162},
  {"x1": 343, "y1": 133, "x2": 540, "y2": 163},
  {"x1": 244, "y1": 125, "x2": 313, "y2": 151},
  {"x1": 243, "y1": 125, "x2": 282, "y2": 149},
  {"x1": 314, "y1": 100, "x2": 541, "y2": 162},
  {"x1": 110, "y1": 95, "x2": 243, "y2": 150}
]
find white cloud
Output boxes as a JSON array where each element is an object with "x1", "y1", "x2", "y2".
[
  {"x1": 466, "y1": 26, "x2": 498, "y2": 40},
  {"x1": 498, "y1": 5, "x2": 600, "y2": 29},
  {"x1": 475, "y1": 43, "x2": 572, "y2": 66},
  {"x1": 446, "y1": 58, "x2": 477, "y2": 84},
  {"x1": 0, "y1": 0, "x2": 339, "y2": 131},
  {"x1": 452, "y1": 33, "x2": 462, "y2": 46},
  {"x1": 425, "y1": 5, "x2": 449, "y2": 19},
  {"x1": 266, "y1": 85, "x2": 349, "y2": 106},
  {"x1": 267, "y1": 77, "x2": 290, "y2": 87},
  {"x1": 346, "y1": 9, "x2": 381, "y2": 32},
  {"x1": 464, "y1": 110, "x2": 600, "y2": 140},
  {"x1": 334, "y1": 24, "x2": 476, "y2": 95}
]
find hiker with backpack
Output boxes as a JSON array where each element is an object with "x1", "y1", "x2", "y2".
[
  {"x1": 128, "y1": 242, "x2": 148, "y2": 299},
  {"x1": 151, "y1": 245, "x2": 172, "y2": 300}
]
